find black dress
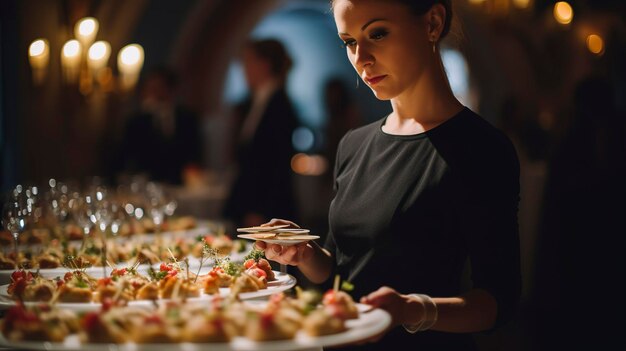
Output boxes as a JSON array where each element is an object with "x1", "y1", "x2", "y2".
[
  {"x1": 223, "y1": 88, "x2": 299, "y2": 226},
  {"x1": 325, "y1": 107, "x2": 522, "y2": 350}
]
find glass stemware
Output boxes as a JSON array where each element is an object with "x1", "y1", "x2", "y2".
[
  {"x1": 109, "y1": 202, "x2": 127, "y2": 237},
  {"x1": 146, "y1": 182, "x2": 166, "y2": 241},
  {"x1": 45, "y1": 179, "x2": 72, "y2": 238},
  {"x1": 70, "y1": 193, "x2": 96, "y2": 249},
  {"x1": 2, "y1": 186, "x2": 29, "y2": 268},
  {"x1": 92, "y1": 186, "x2": 113, "y2": 277}
]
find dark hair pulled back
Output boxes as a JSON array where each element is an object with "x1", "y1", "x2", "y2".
[{"x1": 330, "y1": 0, "x2": 452, "y2": 39}]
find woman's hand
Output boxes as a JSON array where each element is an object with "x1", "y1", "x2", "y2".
[
  {"x1": 254, "y1": 218, "x2": 311, "y2": 266},
  {"x1": 253, "y1": 218, "x2": 333, "y2": 283},
  {"x1": 254, "y1": 241, "x2": 314, "y2": 266},
  {"x1": 360, "y1": 286, "x2": 424, "y2": 327}
]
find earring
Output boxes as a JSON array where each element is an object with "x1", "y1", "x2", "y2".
[
  {"x1": 432, "y1": 40, "x2": 436, "y2": 54},
  {"x1": 356, "y1": 75, "x2": 360, "y2": 88}
]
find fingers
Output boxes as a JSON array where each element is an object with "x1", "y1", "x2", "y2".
[
  {"x1": 263, "y1": 244, "x2": 289, "y2": 265},
  {"x1": 253, "y1": 241, "x2": 266, "y2": 250},
  {"x1": 361, "y1": 286, "x2": 397, "y2": 306},
  {"x1": 259, "y1": 243, "x2": 310, "y2": 266},
  {"x1": 283, "y1": 242, "x2": 314, "y2": 264},
  {"x1": 360, "y1": 287, "x2": 408, "y2": 328},
  {"x1": 264, "y1": 243, "x2": 282, "y2": 260},
  {"x1": 297, "y1": 243, "x2": 313, "y2": 263},
  {"x1": 281, "y1": 245, "x2": 299, "y2": 263}
]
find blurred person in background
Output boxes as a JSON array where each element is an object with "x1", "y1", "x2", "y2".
[
  {"x1": 255, "y1": 0, "x2": 522, "y2": 349},
  {"x1": 117, "y1": 66, "x2": 203, "y2": 185},
  {"x1": 222, "y1": 38, "x2": 299, "y2": 228},
  {"x1": 532, "y1": 75, "x2": 626, "y2": 350},
  {"x1": 323, "y1": 77, "x2": 363, "y2": 176}
]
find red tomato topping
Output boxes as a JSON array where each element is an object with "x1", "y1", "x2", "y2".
[
  {"x1": 244, "y1": 259, "x2": 256, "y2": 269},
  {"x1": 254, "y1": 268, "x2": 267, "y2": 278},
  {"x1": 81, "y1": 312, "x2": 101, "y2": 331},
  {"x1": 323, "y1": 290, "x2": 336, "y2": 305},
  {"x1": 98, "y1": 277, "x2": 113, "y2": 287},
  {"x1": 145, "y1": 314, "x2": 163, "y2": 325},
  {"x1": 63, "y1": 272, "x2": 73, "y2": 282},
  {"x1": 260, "y1": 311, "x2": 274, "y2": 330},
  {"x1": 5, "y1": 305, "x2": 39, "y2": 324},
  {"x1": 111, "y1": 268, "x2": 127, "y2": 276},
  {"x1": 211, "y1": 317, "x2": 224, "y2": 331},
  {"x1": 11, "y1": 278, "x2": 28, "y2": 297}
]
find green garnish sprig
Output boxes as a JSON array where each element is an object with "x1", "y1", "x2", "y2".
[
  {"x1": 243, "y1": 248, "x2": 266, "y2": 262},
  {"x1": 194, "y1": 243, "x2": 219, "y2": 283},
  {"x1": 215, "y1": 256, "x2": 243, "y2": 277}
]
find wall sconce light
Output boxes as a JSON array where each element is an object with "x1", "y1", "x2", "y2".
[
  {"x1": 75, "y1": 17, "x2": 98, "y2": 48},
  {"x1": 60, "y1": 39, "x2": 82, "y2": 84},
  {"x1": 28, "y1": 39, "x2": 49, "y2": 85},
  {"x1": 118, "y1": 44, "x2": 144, "y2": 91},
  {"x1": 28, "y1": 16, "x2": 144, "y2": 94}
]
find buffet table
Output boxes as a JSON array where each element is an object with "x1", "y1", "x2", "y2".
[{"x1": 0, "y1": 220, "x2": 390, "y2": 350}]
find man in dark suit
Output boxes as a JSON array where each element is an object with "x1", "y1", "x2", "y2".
[
  {"x1": 119, "y1": 66, "x2": 202, "y2": 185},
  {"x1": 223, "y1": 39, "x2": 299, "y2": 228}
]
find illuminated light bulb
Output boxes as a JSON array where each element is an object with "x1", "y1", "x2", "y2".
[
  {"x1": 62, "y1": 40, "x2": 81, "y2": 59},
  {"x1": 74, "y1": 17, "x2": 99, "y2": 46},
  {"x1": 118, "y1": 44, "x2": 144, "y2": 72},
  {"x1": 554, "y1": 2, "x2": 573, "y2": 25},
  {"x1": 291, "y1": 153, "x2": 308, "y2": 174},
  {"x1": 291, "y1": 154, "x2": 328, "y2": 176},
  {"x1": 28, "y1": 39, "x2": 50, "y2": 85},
  {"x1": 61, "y1": 39, "x2": 82, "y2": 83},
  {"x1": 88, "y1": 41, "x2": 109, "y2": 61},
  {"x1": 29, "y1": 39, "x2": 48, "y2": 58},
  {"x1": 117, "y1": 44, "x2": 144, "y2": 90},
  {"x1": 586, "y1": 34, "x2": 604, "y2": 55},
  {"x1": 88, "y1": 41, "x2": 111, "y2": 72}
]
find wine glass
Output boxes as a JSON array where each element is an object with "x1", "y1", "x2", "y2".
[
  {"x1": 24, "y1": 185, "x2": 43, "y2": 224},
  {"x1": 70, "y1": 192, "x2": 96, "y2": 249},
  {"x1": 2, "y1": 186, "x2": 29, "y2": 268},
  {"x1": 145, "y1": 182, "x2": 166, "y2": 237},
  {"x1": 109, "y1": 201, "x2": 127, "y2": 237},
  {"x1": 164, "y1": 196, "x2": 178, "y2": 219},
  {"x1": 45, "y1": 178, "x2": 72, "y2": 238},
  {"x1": 91, "y1": 186, "x2": 114, "y2": 277}
]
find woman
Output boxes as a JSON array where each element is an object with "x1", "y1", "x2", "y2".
[
  {"x1": 256, "y1": 1, "x2": 521, "y2": 349},
  {"x1": 222, "y1": 38, "x2": 299, "y2": 228}
]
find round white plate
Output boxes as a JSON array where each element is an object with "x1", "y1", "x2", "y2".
[
  {"x1": 236, "y1": 225, "x2": 290, "y2": 233},
  {"x1": 237, "y1": 234, "x2": 320, "y2": 247},
  {"x1": 0, "y1": 266, "x2": 120, "y2": 285},
  {"x1": 0, "y1": 271, "x2": 296, "y2": 312},
  {"x1": 274, "y1": 229, "x2": 310, "y2": 234},
  {"x1": 0, "y1": 240, "x2": 253, "y2": 285},
  {"x1": 0, "y1": 303, "x2": 390, "y2": 350}
]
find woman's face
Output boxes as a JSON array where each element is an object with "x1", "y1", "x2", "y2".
[{"x1": 333, "y1": 0, "x2": 432, "y2": 100}]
